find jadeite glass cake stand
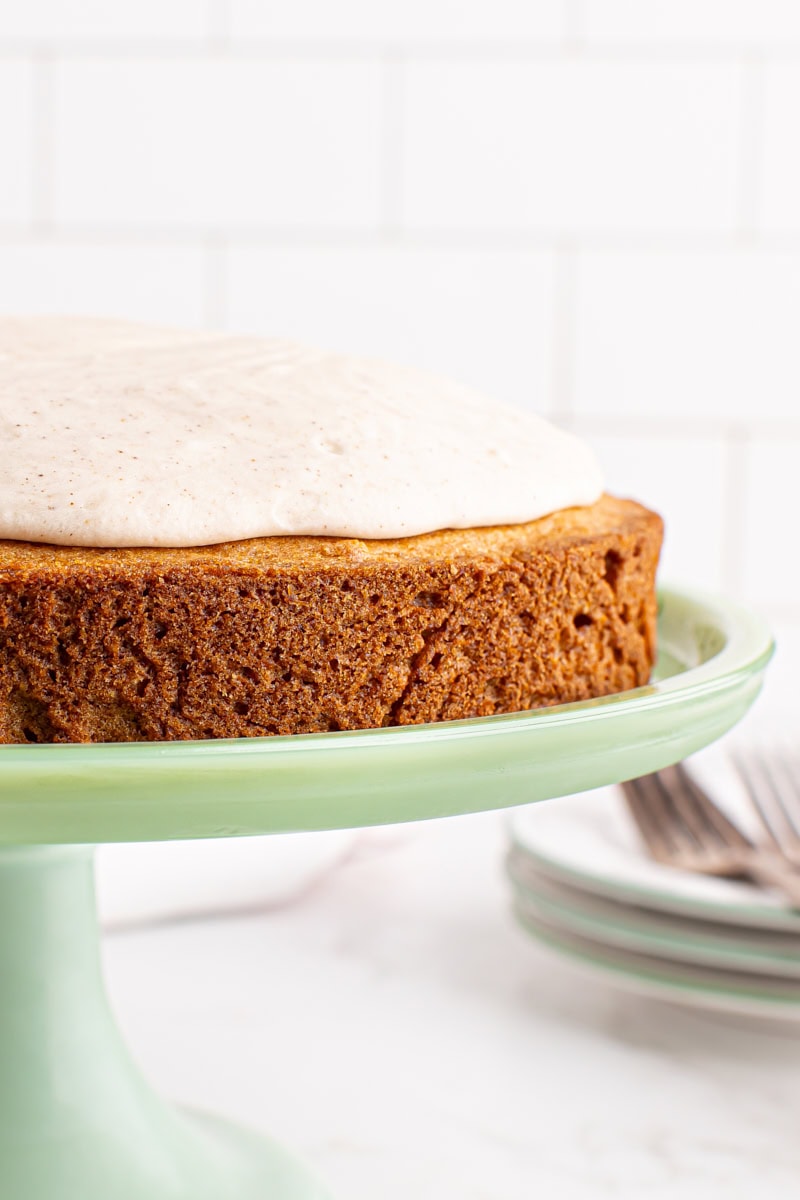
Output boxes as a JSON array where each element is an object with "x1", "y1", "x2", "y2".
[{"x1": 0, "y1": 586, "x2": 773, "y2": 1200}]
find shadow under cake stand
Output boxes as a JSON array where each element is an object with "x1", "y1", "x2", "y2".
[{"x1": 0, "y1": 587, "x2": 773, "y2": 1200}]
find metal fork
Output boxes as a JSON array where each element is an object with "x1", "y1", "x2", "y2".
[
  {"x1": 732, "y1": 750, "x2": 800, "y2": 870},
  {"x1": 621, "y1": 762, "x2": 800, "y2": 907}
]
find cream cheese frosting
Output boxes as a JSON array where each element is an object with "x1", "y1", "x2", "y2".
[{"x1": 0, "y1": 316, "x2": 604, "y2": 548}]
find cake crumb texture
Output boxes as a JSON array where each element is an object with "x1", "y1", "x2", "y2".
[{"x1": 0, "y1": 495, "x2": 663, "y2": 744}]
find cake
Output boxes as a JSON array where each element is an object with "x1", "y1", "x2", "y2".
[{"x1": 0, "y1": 318, "x2": 663, "y2": 744}]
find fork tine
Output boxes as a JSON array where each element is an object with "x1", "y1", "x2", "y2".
[
  {"x1": 763, "y1": 753, "x2": 800, "y2": 847},
  {"x1": 620, "y1": 775, "x2": 675, "y2": 861},
  {"x1": 733, "y1": 750, "x2": 789, "y2": 849},
  {"x1": 656, "y1": 764, "x2": 714, "y2": 848},
  {"x1": 621, "y1": 773, "x2": 697, "y2": 859},
  {"x1": 650, "y1": 768, "x2": 708, "y2": 850},
  {"x1": 667, "y1": 762, "x2": 753, "y2": 851},
  {"x1": 622, "y1": 759, "x2": 800, "y2": 903}
]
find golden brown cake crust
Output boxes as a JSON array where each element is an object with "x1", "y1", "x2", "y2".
[{"x1": 0, "y1": 494, "x2": 663, "y2": 743}]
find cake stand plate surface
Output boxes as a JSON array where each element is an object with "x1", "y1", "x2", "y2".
[{"x1": 0, "y1": 586, "x2": 773, "y2": 1200}]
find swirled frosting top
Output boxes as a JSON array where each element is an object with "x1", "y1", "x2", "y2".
[{"x1": 0, "y1": 316, "x2": 604, "y2": 548}]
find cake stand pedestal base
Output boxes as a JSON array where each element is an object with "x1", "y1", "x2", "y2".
[{"x1": 0, "y1": 845, "x2": 330, "y2": 1200}]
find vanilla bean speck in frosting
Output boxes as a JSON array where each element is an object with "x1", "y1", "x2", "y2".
[{"x1": 0, "y1": 316, "x2": 603, "y2": 548}]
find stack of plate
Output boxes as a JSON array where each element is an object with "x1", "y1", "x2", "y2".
[{"x1": 507, "y1": 758, "x2": 800, "y2": 1021}]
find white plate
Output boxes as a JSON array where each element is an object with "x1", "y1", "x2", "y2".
[{"x1": 509, "y1": 747, "x2": 800, "y2": 931}]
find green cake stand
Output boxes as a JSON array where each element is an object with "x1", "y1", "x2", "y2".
[{"x1": 0, "y1": 587, "x2": 773, "y2": 1200}]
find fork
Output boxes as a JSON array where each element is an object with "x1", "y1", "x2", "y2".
[
  {"x1": 621, "y1": 762, "x2": 800, "y2": 907},
  {"x1": 732, "y1": 750, "x2": 800, "y2": 870}
]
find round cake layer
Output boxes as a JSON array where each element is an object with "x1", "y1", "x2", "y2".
[{"x1": 0, "y1": 495, "x2": 662, "y2": 744}]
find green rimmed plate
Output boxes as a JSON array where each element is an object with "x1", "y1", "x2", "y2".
[
  {"x1": 514, "y1": 903, "x2": 800, "y2": 1021},
  {"x1": 0, "y1": 586, "x2": 773, "y2": 844},
  {"x1": 508, "y1": 860, "x2": 800, "y2": 978}
]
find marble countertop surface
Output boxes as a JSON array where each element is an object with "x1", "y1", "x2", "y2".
[{"x1": 102, "y1": 796, "x2": 800, "y2": 1200}]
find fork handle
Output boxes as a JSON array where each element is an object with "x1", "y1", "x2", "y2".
[{"x1": 741, "y1": 850, "x2": 800, "y2": 908}]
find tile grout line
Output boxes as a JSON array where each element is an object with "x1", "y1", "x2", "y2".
[
  {"x1": 737, "y1": 52, "x2": 766, "y2": 239},
  {"x1": 8, "y1": 227, "x2": 800, "y2": 253},
  {"x1": 5, "y1": 40, "x2": 800, "y2": 63},
  {"x1": 573, "y1": 415, "x2": 800, "y2": 441},
  {"x1": 30, "y1": 52, "x2": 56, "y2": 234}
]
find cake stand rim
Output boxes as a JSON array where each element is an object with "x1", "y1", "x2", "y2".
[
  {"x1": 0, "y1": 584, "x2": 774, "y2": 843},
  {"x1": 0, "y1": 583, "x2": 774, "y2": 761}
]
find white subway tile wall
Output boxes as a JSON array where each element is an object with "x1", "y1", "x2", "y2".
[
  {"x1": 225, "y1": 245, "x2": 556, "y2": 411},
  {"x1": 0, "y1": 241, "x2": 209, "y2": 324},
  {"x1": 0, "y1": 6, "x2": 797, "y2": 664},
  {"x1": 231, "y1": 0, "x2": 567, "y2": 43},
  {"x1": 742, "y1": 438, "x2": 797, "y2": 612},
  {"x1": 401, "y1": 61, "x2": 742, "y2": 233},
  {"x1": 761, "y1": 62, "x2": 800, "y2": 232},
  {"x1": 0, "y1": 2, "x2": 209, "y2": 41},
  {"x1": 574, "y1": 249, "x2": 800, "y2": 423},
  {"x1": 581, "y1": 2, "x2": 800, "y2": 46},
  {"x1": 0, "y1": 61, "x2": 34, "y2": 221},
  {"x1": 582, "y1": 432, "x2": 730, "y2": 593},
  {"x1": 733, "y1": 621, "x2": 800, "y2": 742},
  {"x1": 53, "y1": 60, "x2": 384, "y2": 229}
]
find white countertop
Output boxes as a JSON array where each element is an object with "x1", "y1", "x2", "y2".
[{"x1": 101, "y1": 802, "x2": 800, "y2": 1200}]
